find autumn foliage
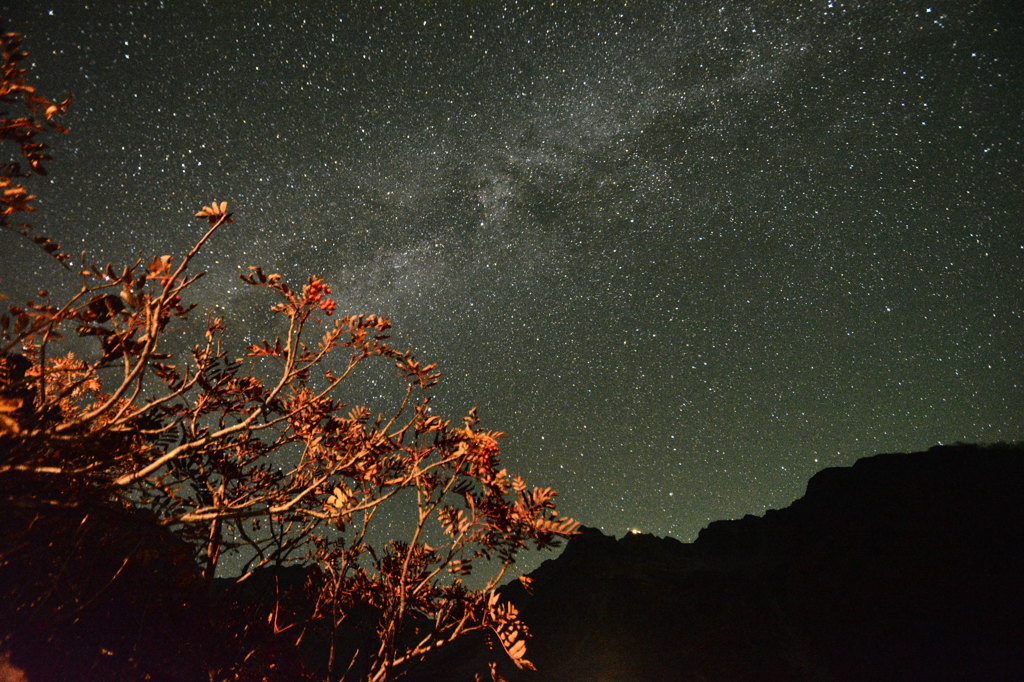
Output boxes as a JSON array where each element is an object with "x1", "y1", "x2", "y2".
[
  {"x1": 0, "y1": 28, "x2": 576, "y2": 681},
  {"x1": 0, "y1": 29, "x2": 70, "y2": 264}
]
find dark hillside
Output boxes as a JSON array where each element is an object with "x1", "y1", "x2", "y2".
[
  {"x1": 466, "y1": 443, "x2": 1024, "y2": 681},
  {"x1": 3, "y1": 444, "x2": 1022, "y2": 680}
]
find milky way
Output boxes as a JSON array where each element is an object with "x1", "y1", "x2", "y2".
[{"x1": 6, "y1": 2, "x2": 1022, "y2": 558}]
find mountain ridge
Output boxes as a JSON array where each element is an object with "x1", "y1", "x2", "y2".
[{"x1": 424, "y1": 442, "x2": 1024, "y2": 681}]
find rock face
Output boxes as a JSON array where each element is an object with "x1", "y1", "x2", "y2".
[{"x1": 488, "y1": 443, "x2": 1024, "y2": 681}]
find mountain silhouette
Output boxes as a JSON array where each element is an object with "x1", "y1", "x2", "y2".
[
  {"x1": 3, "y1": 443, "x2": 1022, "y2": 680},
  {"x1": 424, "y1": 443, "x2": 1024, "y2": 681}
]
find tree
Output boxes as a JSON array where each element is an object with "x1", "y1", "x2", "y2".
[
  {"x1": 0, "y1": 28, "x2": 577, "y2": 681},
  {"x1": 0, "y1": 28, "x2": 71, "y2": 265}
]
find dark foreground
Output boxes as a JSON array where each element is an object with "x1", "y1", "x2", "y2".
[{"x1": 3, "y1": 443, "x2": 1023, "y2": 680}]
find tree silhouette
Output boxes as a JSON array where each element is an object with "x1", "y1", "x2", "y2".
[{"x1": 0, "y1": 28, "x2": 576, "y2": 681}]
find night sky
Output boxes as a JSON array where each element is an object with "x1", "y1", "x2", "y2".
[{"x1": 6, "y1": 1, "x2": 1022, "y2": 548}]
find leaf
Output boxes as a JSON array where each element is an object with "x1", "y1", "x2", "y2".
[
  {"x1": 0, "y1": 412, "x2": 20, "y2": 436},
  {"x1": 85, "y1": 294, "x2": 124, "y2": 322},
  {"x1": 201, "y1": 355, "x2": 241, "y2": 385},
  {"x1": 507, "y1": 638, "x2": 527, "y2": 661},
  {"x1": 246, "y1": 338, "x2": 285, "y2": 357},
  {"x1": 0, "y1": 396, "x2": 23, "y2": 413},
  {"x1": 194, "y1": 200, "x2": 233, "y2": 225},
  {"x1": 326, "y1": 484, "x2": 354, "y2": 510},
  {"x1": 534, "y1": 516, "x2": 580, "y2": 535},
  {"x1": 452, "y1": 479, "x2": 475, "y2": 496},
  {"x1": 448, "y1": 559, "x2": 472, "y2": 576},
  {"x1": 151, "y1": 421, "x2": 187, "y2": 453},
  {"x1": 528, "y1": 487, "x2": 557, "y2": 509},
  {"x1": 147, "y1": 254, "x2": 172, "y2": 277}
]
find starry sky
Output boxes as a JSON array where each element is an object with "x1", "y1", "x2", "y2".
[{"x1": 5, "y1": 1, "x2": 1022, "y2": 547}]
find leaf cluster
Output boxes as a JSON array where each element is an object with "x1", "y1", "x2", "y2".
[{"x1": 0, "y1": 28, "x2": 71, "y2": 265}]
